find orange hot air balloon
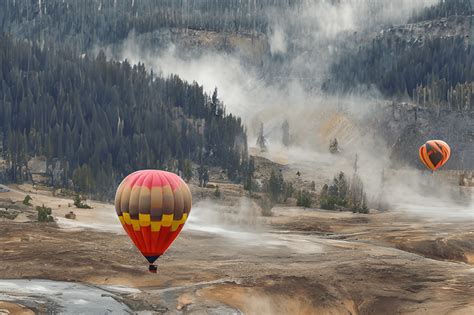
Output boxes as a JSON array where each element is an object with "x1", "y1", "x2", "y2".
[
  {"x1": 419, "y1": 140, "x2": 451, "y2": 172},
  {"x1": 115, "y1": 170, "x2": 192, "y2": 273}
]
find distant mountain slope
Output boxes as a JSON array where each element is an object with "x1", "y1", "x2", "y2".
[
  {"x1": 409, "y1": 0, "x2": 473, "y2": 23},
  {"x1": 325, "y1": 32, "x2": 472, "y2": 109},
  {"x1": 322, "y1": 1, "x2": 473, "y2": 171},
  {"x1": 372, "y1": 103, "x2": 474, "y2": 170},
  {"x1": 324, "y1": 1, "x2": 473, "y2": 109},
  {"x1": 0, "y1": 0, "x2": 276, "y2": 50},
  {"x1": 3, "y1": 1, "x2": 468, "y2": 89},
  {"x1": 1, "y1": 0, "x2": 472, "y2": 176}
]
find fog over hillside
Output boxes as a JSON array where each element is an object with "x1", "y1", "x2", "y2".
[
  {"x1": 1, "y1": 0, "x2": 472, "y2": 204},
  {"x1": 102, "y1": 1, "x2": 441, "y2": 150},
  {"x1": 104, "y1": 0, "x2": 472, "y2": 212},
  {"x1": 106, "y1": 0, "x2": 441, "y2": 116}
]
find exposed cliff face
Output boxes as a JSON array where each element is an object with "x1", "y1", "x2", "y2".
[
  {"x1": 103, "y1": 28, "x2": 269, "y2": 66},
  {"x1": 377, "y1": 15, "x2": 471, "y2": 45},
  {"x1": 373, "y1": 103, "x2": 474, "y2": 170}
]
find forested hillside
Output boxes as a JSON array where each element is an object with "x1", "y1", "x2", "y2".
[
  {"x1": 4, "y1": 0, "x2": 471, "y2": 92},
  {"x1": 409, "y1": 0, "x2": 473, "y2": 22},
  {"x1": 1, "y1": 0, "x2": 451, "y2": 52},
  {"x1": 325, "y1": 0, "x2": 473, "y2": 111},
  {"x1": 0, "y1": 0, "x2": 276, "y2": 50},
  {"x1": 1, "y1": 0, "x2": 473, "y2": 188},
  {"x1": 325, "y1": 35, "x2": 473, "y2": 110},
  {"x1": 0, "y1": 35, "x2": 247, "y2": 197}
]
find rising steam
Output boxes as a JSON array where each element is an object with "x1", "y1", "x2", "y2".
[{"x1": 98, "y1": 0, "x2": 471, "y2": 217}]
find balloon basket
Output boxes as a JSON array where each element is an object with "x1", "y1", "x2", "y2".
[{"x1": 149, "y1": 264, "x2": 158, "y2": 273}]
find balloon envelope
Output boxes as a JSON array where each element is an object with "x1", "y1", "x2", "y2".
[
  {"x1": 115, "y1": 170, "x2": 192, "y2": 271},
  {"x1": 419, "y1": 140, "x2": 451, "y2": 171}
]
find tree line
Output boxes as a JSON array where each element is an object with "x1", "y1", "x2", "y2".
[
  {"x1": 409, "y1": 0, "x2": 472, "y2": 23},
  {"x1": 325, "y1": 35, "x2": 473, "y2": 111},
  {"x1": 324, "y1": 0, "x2": 473, "y2": 110},
  {"x1": 0, "y1": 35, "x2": 247, "y2": 198},
  {"x1": 4, "y1": 0, "x2": 461, "y2": 53},
  {"x1": 0, "y1": 0, "x2": 299, "y2": 50}
]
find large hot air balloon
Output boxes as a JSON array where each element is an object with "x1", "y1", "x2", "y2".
[
  {"x1": 115, "y1": 170, "x2": 192, "y2": 273},
  {"x1": 419, "y1": 140, "x2": 451, "y2": 172}
]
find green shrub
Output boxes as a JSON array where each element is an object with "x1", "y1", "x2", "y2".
[
  {"x1": 259, "y1": 196, "x2": 274, "y2": 217},
  {"x1": 347, "y1": 174, "x2": 368, "y2": 213},
  {"x1": 23, "y1": 195, "x2": 32, "y2": 206},
  {"x1": 329, "y1": 138, "x2": 339, "y2": 154},
  {"x1": 214, "y1": 185, "x2": 221, "y2": 198},
  {"x1": 183, "y1": 159, "x2": 193, "y2": 182},
  {"x1": 266, "y1": 169, "x2": 284, "y2": 203},
  {"x1": 283, "y1": 182, "x2": 295, "y2": 202},
  {"x1": 320, "y1": 172, "x2": 351, "y2": 210},
  {"x1": 37, "y1": 204, "x2": 54, "y2": 222},
  {"x1": 320, "y1": 196, "x2": 336, "y2": 210},
  {"x1": 73, "y1": 195, "x2": 92, "y2": 209},
  {"x1": 296, "y1": 189, "x2": 312, "y2": 208}
]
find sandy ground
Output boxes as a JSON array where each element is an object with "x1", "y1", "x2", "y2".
[{"x1": 0, "y1": 183, "x2": 473, "y2": 314}]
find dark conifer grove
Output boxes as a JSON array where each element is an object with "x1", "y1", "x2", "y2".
[{"x1": 0, "y1": 35, "x2": 247, "y2": 198}]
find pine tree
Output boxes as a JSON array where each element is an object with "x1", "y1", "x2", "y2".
[
  {"x1": 353, "y1": 154, "x2": 359, "y2": 174},
  {"x1": 267, "y1": 169, "x2": 284, "y2": 203},
  {"x1": 283, "y1": 181, "x2": 295, "y2": 202},
  {"x1": 320, "y1": 172, "x2": 350, "y2": 209},
  {"x1": 198, "y1": 163, "x2": 209, "y2": 188},
  {"x1": 376, "y1": 168, "x2": 390, "y2": 211},
  {"x1": 183, "y1": 159, "x2": 193, "y2": 182},
  {"x1": 282, "y1": 120, "x2": 290, "y2": 147},
  {"x1": 320, "y1": 184, "x2": 334, "y2": 210},
  {"x1": 256, "y1": 123, "x2": 267, "y2": 152},
  {"x1": 347, "y1": 173, "x2": 368, "y2": 213},
  {"x1": 296, "y1": 189, "x2": 312, "y2": 208},
  {"x1": 244, "y1": 156, "x2": 255, "y2": 192},
  {"x1": 329, "y1": 138, "x2": 339, "y2": 154},
  {"x1": 214, "y1": 185, "x2": 221, "y2": 198}
]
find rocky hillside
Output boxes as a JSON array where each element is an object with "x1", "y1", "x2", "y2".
[
  {"x1": 372, "y1": 103, "x2": 474, "y2": 170},
  {"x1": 324, "y1": 1, "x2": 473, "y2": 170}
]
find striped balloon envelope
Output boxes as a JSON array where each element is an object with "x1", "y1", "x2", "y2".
[
  {"x1": 419, "y1": 140, "x2": 451, "y2": 172},
  {"x1": 115, "y1": 170, "x2": 192, "y2": 273}
]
